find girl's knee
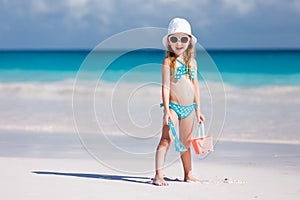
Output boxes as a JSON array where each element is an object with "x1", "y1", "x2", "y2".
[
  {"x1": 185, "y1": 141, "x2": 192, "y2": 149},
  {"x1": 181, "y1": 139, "x2": 192, "y2": 148},
  {"x1": 158, "y1": 138, "x2": 171, "y2": 149}
]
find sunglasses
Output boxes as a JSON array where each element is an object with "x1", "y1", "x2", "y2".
[{"x1": 169, "y1": 35, "x2": 190, "y2": 44}]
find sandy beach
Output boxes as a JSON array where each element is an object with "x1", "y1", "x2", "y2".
[{"x1": 1, "y1": 130, "x2": 299, "y2": 200}]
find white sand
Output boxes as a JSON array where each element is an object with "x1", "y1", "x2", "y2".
[{"x1": 0, "y1": 131, "x2": 299, "y2": 200}]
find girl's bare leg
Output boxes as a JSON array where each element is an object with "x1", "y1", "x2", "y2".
[
  {"x1": 179, "y1": 113, "x2": 199, "y2": 182},
  {"x1": 153, "y1": 110, "x2": 178, "y2": 186}
]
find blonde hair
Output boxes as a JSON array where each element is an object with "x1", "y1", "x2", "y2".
[{"x1": 166, "y1": 39, "x2": 195, "y2": 79}]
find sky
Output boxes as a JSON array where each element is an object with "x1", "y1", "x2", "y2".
[{"x1": 0, "y1": 0, "x2": 300, "y2": 49}]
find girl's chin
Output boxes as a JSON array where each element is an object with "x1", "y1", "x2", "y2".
[{"x1": 172, "y1": 48, "x2": 186, "y2": 55}]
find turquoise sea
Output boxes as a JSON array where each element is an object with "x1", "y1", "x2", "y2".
[
  {"x1": 0, "y1": 49, "x2": 299, "y2": 144},
  {"x1": 0, "y1": 49, "x2": 300, "y2": 85}
]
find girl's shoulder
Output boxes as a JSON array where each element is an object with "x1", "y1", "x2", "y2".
[{"x1": 162, "y1": 57, "x2": 171, "y2": 68}]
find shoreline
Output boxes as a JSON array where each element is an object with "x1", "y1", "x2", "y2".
[
  {"x1": 1, "y1": 129, "x2": 300, "y2": 146},
  {"x1": 1, "y1": 130, "x2": 299, "y2": 165}
]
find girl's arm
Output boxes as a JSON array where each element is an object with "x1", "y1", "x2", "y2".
[
  {"x1": 161, "y1": 58, "x2": 173, "y2": 124},
  {"x1": 192, "y1": 59, "x2": 205, "y2": 124}
]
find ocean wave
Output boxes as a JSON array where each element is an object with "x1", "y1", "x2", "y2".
[
  {"x1": 224, "y1": 84, "x2": 300, "y2": 104},
  {"x1": 0, "y1": 80, "x2": 75, "y2": 100},
  {"x1": 0, "y1": 79, "x2": 162, "y2": 100},
  {"x1": 1, "y1": 79, "x2": 300, "y2": 104}
]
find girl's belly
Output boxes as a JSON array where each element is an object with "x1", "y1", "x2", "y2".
[{"x1": 170, "y1": 77, "x2": 194, "y2": 105}]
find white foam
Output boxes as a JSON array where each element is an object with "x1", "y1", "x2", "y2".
[
  {"x1": 0, "y1": 80, "x2": 75, "y2": 100},
  {"x1": 225, "y1": 84, "x2": 300, "y2": 104},
  {"x1": 0, "y1": 79, "x2": 162, "y2": 101}
]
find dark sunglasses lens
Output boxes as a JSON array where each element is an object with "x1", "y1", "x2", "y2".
[
  {"x1": 181, "y1": 37, "x2": 189, "y2": 43},
  {"x1": 169, "y1": 36, "x2": 178, "y2": 43}
]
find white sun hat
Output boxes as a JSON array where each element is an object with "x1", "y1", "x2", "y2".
[{"x1": 162, "y1": 17, "x2": 197, "y2": 49}]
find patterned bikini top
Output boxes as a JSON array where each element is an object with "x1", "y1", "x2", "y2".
[{"x1": 174, "y1": 59, "x2": 194, "y2": 80}]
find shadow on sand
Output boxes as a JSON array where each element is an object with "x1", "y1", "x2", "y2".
[{"x1": 32, "y1": 171, "x2": 182, "y2": 185}]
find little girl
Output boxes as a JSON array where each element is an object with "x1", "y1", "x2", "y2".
[{"x1": 153, "y1": 18, "x2": 205, "y2": 186}]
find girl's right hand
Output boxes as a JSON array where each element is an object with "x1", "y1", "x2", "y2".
[{"x1": 163, "y1": 110, "x2": 173, "y2": 125}]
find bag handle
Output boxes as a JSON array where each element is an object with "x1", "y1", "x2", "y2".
[
  {"x1": 168, "y1": 121, "x2": 187, "y2": 152},
  {"x1": 197, "y1": 123, "x2": 206, "y2": 138}
]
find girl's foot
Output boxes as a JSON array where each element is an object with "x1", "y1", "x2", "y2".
[
  {"x1": 184, "y1": 175, "x2": 201, "y2": 183},
  {"x1": 152, "y1": 177, "x2": 169, "y2": 186}
]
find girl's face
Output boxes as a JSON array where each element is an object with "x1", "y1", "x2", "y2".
[{"x1": 168, "y1": 33, "x2": 191, "y2": 56}]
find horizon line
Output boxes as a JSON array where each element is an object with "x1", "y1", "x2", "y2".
[{"x1": 0, "y1": 47, "x2": 300, "y2": 52}]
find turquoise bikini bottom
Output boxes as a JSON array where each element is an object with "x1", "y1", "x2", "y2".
[{"x1": 160, "y1": 102, "x2": 198, "y2": 120}]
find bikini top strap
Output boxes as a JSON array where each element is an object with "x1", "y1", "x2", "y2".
[{"x1": 176, "y1": 58, "x2": 185, "y2": 66}]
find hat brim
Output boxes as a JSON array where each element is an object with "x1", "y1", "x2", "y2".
[{"x1": 162, "y1": 34, "x2": 197, "y2": 49}]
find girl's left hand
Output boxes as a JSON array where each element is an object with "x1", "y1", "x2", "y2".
[{"x1": 197, "y1": 112, "x2": 206, "y2": 124}]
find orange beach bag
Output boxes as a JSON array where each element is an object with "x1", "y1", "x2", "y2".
[{"x1": 191, "y1": 123, "x2": 214, "y2": 155}]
